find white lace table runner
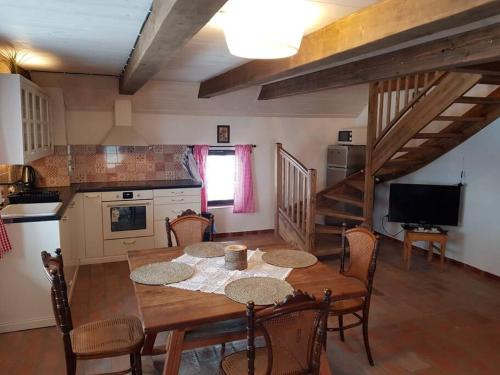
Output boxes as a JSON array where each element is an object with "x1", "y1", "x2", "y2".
[{"x1": 168, "y1": 249, "x2": 292, "y2": 294}]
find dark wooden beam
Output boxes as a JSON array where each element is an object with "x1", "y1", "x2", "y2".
[
  {"x1": 120, "y1": 0, "x2": 227, "y2": 95},
  {"x1": 198, "y1": 0, "x2": 500, "y2": 98},
  {"x1": 258, "y1": 23, "x2": 500, "y2": 100}
]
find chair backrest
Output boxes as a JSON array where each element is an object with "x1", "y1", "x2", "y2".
[
  {"x1": 340, "y1": 227, "x2": 379, "y2": 288},
  {"x1": 165, "y1": 209, "x2": 212, "y2": 247},
  {"x1": 41, "y1": 249, "x2": 74, "y2": 335},
  {"x1": 247, "y1": 289, "x2": 331, "y2": 375}
]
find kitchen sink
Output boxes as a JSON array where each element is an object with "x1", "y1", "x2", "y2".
[{"x1": 0, "y1": 202, "x2": 63, "y2": 219}]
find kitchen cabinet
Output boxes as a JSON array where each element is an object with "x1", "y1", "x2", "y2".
[
  {"x1": 82, "y1": 192, "x2": 103, "y2": 259},
  {"x1": 0, "y1": 74, "x2": 53, "y2": 164},
  {"x1": 153, "y1": 188, "x2": 201, "y2": 247}
]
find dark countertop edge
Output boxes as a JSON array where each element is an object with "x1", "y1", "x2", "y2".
[{"x1": 3, "y1": 179, "x2": 201, "y2": 224}]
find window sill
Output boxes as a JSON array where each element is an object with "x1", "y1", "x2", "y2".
[{"x1": 208, "y1": 205, "x2": 234, "y2": 210}]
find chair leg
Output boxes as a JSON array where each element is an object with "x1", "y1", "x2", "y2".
[
  {"x1": 362, "y1": 315, "x2": 374, "y2": 366},
  {"x1": 130, "y1": 353, "x2": 136, "y2": 375},
  {"x1": 134, "y1": 352, "x2": 142, "y2": 375},
  {"x1": 221, "y1": 343, "x2": 226, "y2": 356},
  {"x1": 338, "y1": 315, "x2": 345, "y2": 342},
  {"x1": 65, "y1": 356, "x2": 76, "y2": 375}
]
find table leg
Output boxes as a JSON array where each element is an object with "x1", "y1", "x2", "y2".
[
  {"x1": 162, "y1": 330, "x2": 185, "y2": 375},
  {"x1": 440, "y1": 241, "x2": 446, "y2": 270},
  {"x1": 319, "y1": 348, "x2": 332, "y2": 375},
  {"x1": 142, "y1": 333, "x2": 157, "y2": 355},
  {"x1": 427, "y1": 241, "x2": 434, "y2": 262}
]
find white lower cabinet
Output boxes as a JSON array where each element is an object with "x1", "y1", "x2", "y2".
[
  {"x1": 153, "y1": 188, "x2": 201, "y2": 248},
  {"x1": 82, "y1": 192, "x2": 103, "y2": 259}
]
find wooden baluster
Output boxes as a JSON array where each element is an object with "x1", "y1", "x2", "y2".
[
  {"x1": 281, "y1": 157, "x2": 285, "y2": 209},
  {"x1": 404, "y1": 75, "x2": 410, "y2": 105},
  {"x1": 395, "y1": 77, "x2": 401, "y2": 115},
  {"x1": 302, "y1": 172, "x2": 307, "y2": 232},
  {"x1": 291, "y1": 167, "x2": 295, "y2": 225},
  {"x1": 386, "y1": 79, "x2": 392, "y2": 127},
  {"x1": 424, "y1": 72, "x2": 429, "y2": 87},
  {"x1": 275, "y1": 144, "x2": 283, "y2": 237},
  {"x1": 377, "y1": 81, "x2": 384, "y2": 139}
]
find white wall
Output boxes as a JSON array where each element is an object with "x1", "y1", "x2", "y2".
[
  {"x1": 67, "y1": 110, "x2": 357, "y2": 233},
  {"x1": 374, "y1": 119, "x2": 500, "y2": 276}
]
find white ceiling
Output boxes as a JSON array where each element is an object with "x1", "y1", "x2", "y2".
[
  {"x1": 0, "y1": 0, "x2": 376, "y2": 80},
  {"x1": 0, "y1": 0, "x2": 152, "y2": 75}
]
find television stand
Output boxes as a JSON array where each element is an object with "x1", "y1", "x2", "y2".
[{"x1": 403, "y1": 227, "x2": 448, "y2": 271}]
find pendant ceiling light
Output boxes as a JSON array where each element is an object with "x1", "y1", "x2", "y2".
[{"x1": 223, "y1": 0, "x2": 306, "y2": 59}]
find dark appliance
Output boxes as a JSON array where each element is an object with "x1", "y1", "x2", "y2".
[
  {"x1": 21, "y1": 165, "x2": 36, "y2": 189},
  {"x1": 8, "y1": 190, "x2": 60, "y2": 204},
  {"x1": 388, "y1": 183, "x2": 461, "y2": 226}
]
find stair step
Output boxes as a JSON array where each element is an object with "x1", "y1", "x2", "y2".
[
  {"x1": 400, "y1": 146, "x2": 440, "y2": 152},
  {"x1": 413, "y1": 133, "x2": 462, "y2": 139},
  {"x1": 435, "y1": 115, "x2": 484, "y2": 122},
  {"x1": 455, "y1": 96, "x2": 500, "y2": 104},
  {"x1": 316, "y1": 207, "x2": 364, "y2": 222},
  {"x1": 322, "y1": 192, "x2": 364, "y2": 207},
  {"x1": 344, "y1": 179, "x2": 365, "y2": 192},
  {"x1": 315, "y1": 224, "x2": 344, "y2": 235}
]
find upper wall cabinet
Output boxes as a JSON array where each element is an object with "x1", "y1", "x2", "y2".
[{"x1": 0, "y1": 74, "x2": 53, "y2": 164}]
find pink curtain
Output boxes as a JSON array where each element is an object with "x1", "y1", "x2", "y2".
[
  {"x1": 234, "y1": 145, "x2": 256, "y2": 213},
  {"x1": 193, "y1": 145, "x2": 210, "y2": 212}
]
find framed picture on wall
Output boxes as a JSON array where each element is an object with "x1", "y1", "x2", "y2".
[{"x1": 217, "y1": 125, "x2": 230, "y2": 143}]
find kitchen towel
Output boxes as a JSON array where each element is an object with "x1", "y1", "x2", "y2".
[{"x1": 0, "y1": 217, "x2": 12, "y2": 258}]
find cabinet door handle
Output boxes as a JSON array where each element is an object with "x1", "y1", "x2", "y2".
[
  {"x1": 171, "y1": 198, "x2": 184, "y2": 202},
  {"x1": 172, "y1": 191, "x2": 185, "y2": 195},
  {"x1": 84, "y1": 194, "x2": 100, "y2": 198},
  {"x1": 123, "y1": 240, "x2": 137, "y2": 245},
  {"x1": 62, "y1": 216, "x2": 69, "y2": 221}
]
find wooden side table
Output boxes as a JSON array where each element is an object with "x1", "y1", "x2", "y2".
[{"x1": 403, "y1": 230, "x2": 448, "y2": 270}]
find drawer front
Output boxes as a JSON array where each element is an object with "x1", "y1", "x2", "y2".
[
  {"x1": 103, "y1": 236, "x2": 155, "y2": 256},
  {"x1": 154, "y1": 202, "x2": 201, "y2": 221},
  {"x1": 154, "y1": 196, "x2": 201, "y2": 205},
  {"x1": 153, "y1": 188, "x2": 201, "y2": 198}
]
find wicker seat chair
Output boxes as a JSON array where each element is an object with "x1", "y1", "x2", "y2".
[
  {"x1": 165, "y1": 209, "x2": 214, "y2": 247},
  {"x1": 220, "y1": 289, "x2": 332, "y2": 375},
  {"x1": 41, "y1": 249, "x2": 144, "y2": 375},
  {"x1": 328, "y1": 227, "x2": 379, "y2": 366}
]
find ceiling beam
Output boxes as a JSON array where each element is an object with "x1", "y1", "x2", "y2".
[
  {"x1": 198, "y1": 0, "x2": 500, "y2": 98},
  {"x1": 258, "y1": 23, "x2": 500, "y2": 100},
  {"x1": 120, "y1": 0, "x2": 227, "y2": 95}
]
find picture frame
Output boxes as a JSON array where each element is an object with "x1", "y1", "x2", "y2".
[{"x1": 217, "y1": 125, "x2": 230, "y2": 143}]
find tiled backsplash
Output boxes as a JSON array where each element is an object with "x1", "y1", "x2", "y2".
[{"x1": 31, "y1": 144, "x2": 189, "y2": 187}]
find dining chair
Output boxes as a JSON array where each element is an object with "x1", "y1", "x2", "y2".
[
  {"x1": 41, "y1": 249, "x2": 144, "y2": 375},
  {"x1": 327, "y1": 226, "x2": 379, "y2": 366},
  {"x1": 165, "y1": 209, "x2": 214, "y2": 247},
  {"x1": 220, "y1": 289, "x2": 332, "y2": 375}
]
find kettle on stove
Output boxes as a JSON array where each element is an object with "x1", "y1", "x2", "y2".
[{"x1": 21, "y1": 165, "x2": 36, "y2": 189}]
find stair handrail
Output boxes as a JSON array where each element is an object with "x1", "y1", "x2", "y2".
[{"x1": 275, "y1": 143, "x2": 316, "y2": 253}]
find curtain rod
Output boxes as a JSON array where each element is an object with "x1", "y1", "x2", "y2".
[{"x1": 188, "y1": 145, "x2": 256, "y2": 148}]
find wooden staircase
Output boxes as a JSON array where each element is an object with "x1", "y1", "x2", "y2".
[{"x1": 276, "y1": 70, "x2": 500, "y2": 257}]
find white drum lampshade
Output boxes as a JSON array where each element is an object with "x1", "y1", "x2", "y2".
[{"x1": 223, "y1": 0, "x2": 306, "y2": 59}]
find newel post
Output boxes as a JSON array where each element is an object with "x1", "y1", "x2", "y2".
[
  {"x1": 275, "y1": 143, "x2": 283, "y2": 237},
  {"x1": 363, "y1": 82, "x2": 378, "y2": 228},
  {"x1": 306, "y1": 168, "x2": 317, "y2": 253}
]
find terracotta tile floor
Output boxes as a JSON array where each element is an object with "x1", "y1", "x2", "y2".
[{"x1": 1, "y1": 234, "x2": 499, "y2": 374}]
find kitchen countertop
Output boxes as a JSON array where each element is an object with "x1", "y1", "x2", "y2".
[{"x1": 2, "y1": 179, "x2": 202, "y2": 224}]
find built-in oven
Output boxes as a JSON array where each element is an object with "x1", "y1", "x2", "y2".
[{"x1": 102, "y1": 190, "x2": 154, "y2": 240}]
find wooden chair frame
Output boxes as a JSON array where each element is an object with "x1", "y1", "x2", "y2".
[
  {"x1": 328, "y1": 227, "x2": 379, "y2": 366},
  {"x1": 165, "y1": 209, "x2": 214, "y2": 247},
  {"x1": 235, "y1": 289, "x2": 331, "y2": 375},
  {"x1": 41, "y1": 249, "x2": 144, "y2": 375}
]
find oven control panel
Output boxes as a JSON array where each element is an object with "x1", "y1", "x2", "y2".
[{"x1": 101, "y1": 190, "x2": 154, "y2": 202}]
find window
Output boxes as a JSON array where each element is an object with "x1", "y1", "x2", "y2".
[{"x1": 206, "y1": 149, "x2": 235, "y2": 207}]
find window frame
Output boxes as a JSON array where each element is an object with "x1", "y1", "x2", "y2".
[{"x1": 207, "y1": 148, "x2": 235, "y2": 208}]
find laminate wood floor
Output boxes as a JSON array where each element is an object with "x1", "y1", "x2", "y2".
[{"x1": 1, "y1": 234, "x2": 499, "y2": 374}]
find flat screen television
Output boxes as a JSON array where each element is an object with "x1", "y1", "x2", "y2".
[{"x1": 388, "y1": 183, "x2": 461, "y2": 226}]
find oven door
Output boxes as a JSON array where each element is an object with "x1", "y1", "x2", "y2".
[{"x1": 102, "y1": 199, "x2": 154, "y2": 240}]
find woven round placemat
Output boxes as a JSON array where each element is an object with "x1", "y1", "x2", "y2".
[
  {"x1": 130, "y1": 262, "x2": 194, "y2": 285},
  {"x1": 262, "y1": 250, "x2": 318, "y2": 268},
  {"x1": 184, "y1": 242, "x2": 225, "y2": 258},
  {"x1": 224, "y1": 277, "x2": 294, "y2": 306}
]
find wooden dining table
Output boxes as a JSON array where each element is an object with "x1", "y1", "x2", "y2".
[{"x1": 127, "y1": 242, "x2": 368, "y2": 375}]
